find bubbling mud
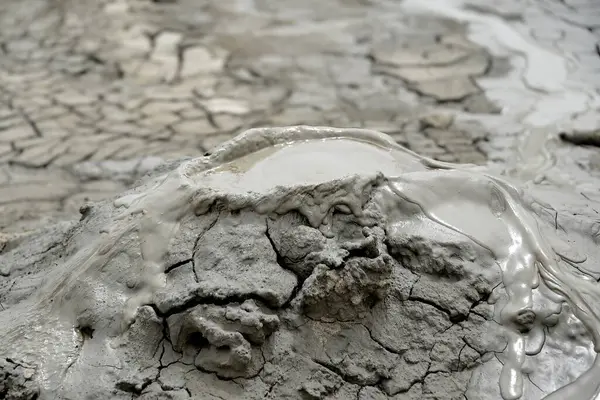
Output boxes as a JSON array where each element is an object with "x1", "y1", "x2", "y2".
[{"x1": 1, "y1": 126, "x2": 598, "y2": 399}]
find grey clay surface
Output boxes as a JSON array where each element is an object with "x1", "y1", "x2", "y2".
[{"x1": 1, "y1": 125, "x2": 600, "y2": 400}]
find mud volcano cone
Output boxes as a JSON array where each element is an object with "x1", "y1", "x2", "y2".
[{"x1": 1, "y1": 126, "x2": 599, "y2": 400}]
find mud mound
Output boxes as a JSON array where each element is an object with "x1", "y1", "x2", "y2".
[{"x1": 1, "y1": 126, "x2": 599, "y2": 399}]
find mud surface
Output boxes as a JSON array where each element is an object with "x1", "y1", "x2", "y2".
[
  {"x1": 0, "y1": 0, "x2": 599, "y2": 232},
  {"x1": 1, "y1": 0, "x2": 600, "y2": 399},
  {"x1": 0, "y1": 125, "x2": 600, "y2": 400}
]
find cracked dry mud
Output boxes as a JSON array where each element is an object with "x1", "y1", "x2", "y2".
[
  {"x1": 1, "y1": 126, "x2": 600, "y2": 400},
  {"x1": 1, "y1": 0, "x2": 600, "y2": 399},
  {"x1": 3, "y1": 0, "x2": 600, "y2": 233}
]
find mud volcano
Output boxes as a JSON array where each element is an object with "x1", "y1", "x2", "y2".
[{"x1": 1, "y1": 126, "x2": 600, "y2": 399}]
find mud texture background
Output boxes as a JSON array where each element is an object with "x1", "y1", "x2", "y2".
[
  {"x1": 0, "y1": 0, "x2": 599, "y2": 233},
  {"x1": 0, "y1": 0, "x2": 599, "y2": 399}
]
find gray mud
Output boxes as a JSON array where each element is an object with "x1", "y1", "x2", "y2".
[{"x1": 1, "y1": 126, "x2": 600, "y2": 400}]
